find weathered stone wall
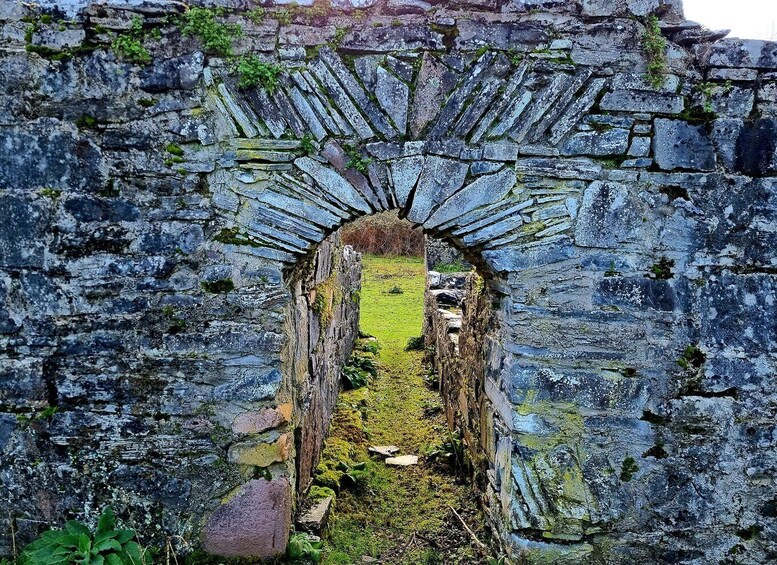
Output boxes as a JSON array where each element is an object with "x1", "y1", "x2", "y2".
[
  {"x1": 424, "y1": 269, "x2": 506, "y2": 547},
  {"x1": 201, "y1": 233, "x2": 360, "y2": 558},
  {"x1": 1, "y1": 0, "x2": 776, "y2": 562},
  {"x1": 425, "y1": 236, "x2": 472, "y2": 272},
  {"x1": 283, "y1": 236, "x2": 361, "y2": 497}
]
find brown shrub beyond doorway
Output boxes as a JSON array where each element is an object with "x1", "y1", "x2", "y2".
[{"x1": 340, "y1": 211, "x2": 424, "y2": 257}]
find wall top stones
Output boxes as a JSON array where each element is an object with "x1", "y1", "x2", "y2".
[{"x1": 25, "y1": 0, "x2": 686, "y2": 20}]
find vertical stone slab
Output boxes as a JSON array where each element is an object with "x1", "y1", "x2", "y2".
[{"x1": 202, "y1": 478, "x2": 292, "y2": 558}]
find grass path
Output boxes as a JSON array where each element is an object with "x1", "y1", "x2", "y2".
[{"x1": 320, "y1": 255, "x2": 488, "y2": 565}]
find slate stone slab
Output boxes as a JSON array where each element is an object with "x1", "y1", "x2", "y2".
[
  {"x1": 696, "y1": 39, "x2": 777, "y2": 70},
  {"x1": 295, "y1": 157, "x2": 372, "y2": 213},
  {"x1": 140, "y1": 52, "x2": 204, "y2": 93},
  {"x1": 410, "y1": 52, "x2": 455, "y2": 138},
  {"x1": 0, "y1": 414, "x2": 15, "y2": 452},
  {"x1": 375, "y1": 66, "x2": 409, "y2": 135},
  {"x1": 574, "y1": 181, "x2": 639, "y2": 247},
  {"x1": 560, "y1": 129, "x2": 630, "y2": 156},
  {"x1": 653, "y1": 119, "x2": 716, "y2": 171},
  {"x1": 0, "y1": 120, "x2": 104, "y2": 191},
  {"x1": 733, "y1": 118, "x2": 777, "y2": 176},
  {"x1": 309, "y1": 59, "x2": 374, "y2": 139},
  {"x1": 0, "y1": 195, "x2": 46, "y2": 268},
  {"x1": 318, "y1": 48, "x2": 397, "y2": 139},
  {"x1": 515, "y1": 157, "x2": 602, "y2": 180},
  {"x1": 599, "y1": 90, "x2": 684, "y2": 114},
  {"x1": 595, "y1": 277, "x2": 677, "y2": 311},
  {"x1": 406, "y1": 157, "x2": 469, "y2": 224},
  {"x1": 426, "y1": 168, "x2": 516, "y2": 229},
  {"x1": 390, "y1": 155, "x2": 425, "y2": 208},
  {"x1": 427, "y1": 53, "x2": 495, "y2": 139}
]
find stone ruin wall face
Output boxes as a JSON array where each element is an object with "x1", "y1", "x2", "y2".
[{"x1": 1, "y1": 0, "x2": 777, "y2": 562}]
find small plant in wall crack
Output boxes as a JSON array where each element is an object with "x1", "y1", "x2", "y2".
[
  {"x1": 344, "y1": 145, "x2": 372, "y2": 173},
  {"x1": 111, "y1": 16, "x2": 152, "y2": 65},
  {"x1": 648, "y1": 257, "x2": 674, "y2": 280},
  {"x1": 234, "y1": 55, "x2": 283, "y2": 91},
  {"x1": 619, "y1": 456, "x2": 639, "y2": 482},
  {"x1": 677, "y1": 344, "x2": 705, "y2": 370},
  {"x1": 180, "y1": 7, "x2": 242, "y2": 57},
  {"x1": 642, "y1": 14, "x2": 668, "y2": 89},
  {"x1": 299, "y1": 133, "x2": 317, "y2": 155}
]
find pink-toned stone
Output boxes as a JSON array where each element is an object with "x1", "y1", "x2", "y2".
[
  {"x1": 202, "y1": 478, "x2": 291, "y2": 558},
  {"x1": 232, "y1": 404, "x2": 291, "y2": 434}
]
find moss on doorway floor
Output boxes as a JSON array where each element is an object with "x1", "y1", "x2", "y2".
[{"x1": 314, "y1": 255, "x2": 490, "y2": 565}]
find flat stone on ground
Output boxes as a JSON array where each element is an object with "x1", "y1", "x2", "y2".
[
  {"x1": 369, "y1": 445, "x2": 400, "y2": 457},
  {"x1": 385, "y1": 455, "x2": 419, "y2": 466}
]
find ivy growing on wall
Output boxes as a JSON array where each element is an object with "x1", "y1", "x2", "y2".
[{"x1": 642, "y1": 15, "x2": 668, "y2": 88}]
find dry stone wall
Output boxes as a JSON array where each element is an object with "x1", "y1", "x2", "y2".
[{"x1": 1, "y1": 0, "x2": 776, "y2": 562}]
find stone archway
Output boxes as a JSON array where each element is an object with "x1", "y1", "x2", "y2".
[
  {"x1": 1, "y1": 1, "x2": 776, "y2": 563},
  {"x1": 196, "y1": 35, "x2": 704, "y2": 560},
  {"x1": 204, "y1": 45, "x2": 607, "y2": 274}
]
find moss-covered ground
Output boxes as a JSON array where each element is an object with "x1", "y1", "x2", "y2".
[{"x1": 317, "y1": 255, "x2": 490, "y2": 565}]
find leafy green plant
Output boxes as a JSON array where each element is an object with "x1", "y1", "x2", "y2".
[
  {"x1": 604, "y1": 261, "x2": 620, "y2": 277},
  {"x1": 111, "y1": 16, "x2": 151, "y2": 65},
  {"x1": 619, "y1": 456, "x2": 639, "y2": 482},
  {"x1": 235, "y1": 55, "x2": 283, "y2": 91},
  {"x1": 423, "y1": 366, "x2": 440, "y2": 389},
  {"x1": 75, "y1": 114, "x2": 99, "y2": 130},
  {"x1": 341, "y1": 353, "x2": 377, "y2": 389},
  {"x1": 505, "y1": 48, "x2": 524, "y2": 66},
  {"x1": 39, "y1": 187, "x2": 61, "y2": 199},
  {"x1": 302, "y1": 2, "x2": 330, "y2": 24},
  {"x1": 112, "y1": 34, "x2": 150, "y2": 65},
  {"x1": 642, "y1": 14, "x2": 667, "y2": 88},
  {"x1": 287, "y1": 532, "x2": 323, "y2": 563},
  {"x1": 180, "y1": 7, "x2": 242, "y2": 56},
  {"x1": 19, "y1": 507, "x2": 150, "y2": 565},
  {"x1": 300, "y1": 133, "x2": 316, "y2": 155},
  {"x1": 677, "y1": 344, "x2": 705, "y2": 370},
  {"x1": 344, "y1": 145, "x2": 372, "y2": 173},
  {"x1": 246, "y1": 7, "x2": 265, "y2": 24},
  {"x1": 342, "y1": 364, "x2": 369, "y2": 389},
  {"x1": 350, "y1": 355, "x2": 377, "y2": 377},
  {"x1": 274, "y1": 3, "x2": 301, "y2": 26},
  {"x1": 387, "y1": 285, "x2": 403, "y2": 294},
  {"x1": 336, "y1": 460, "x2": 369, "y2": 490},
  {"x1": 165, "y1": 143, "x2": 184, "y2": 157},
  {"x1": 426, "y1": 431, "x2": 464, "y2": 469},
  {"x1": 358, "y1": 340, "x2": 380, "y2": 354},
  {"x1": 405, "y1": 336, "x2": 424, "y2": 351},
  {"x1": 330, "y1": 26, "x2": 349, "y2": 47},
  {"x1": 649, "y1": 257, "x2": 674, "y2": 279}
]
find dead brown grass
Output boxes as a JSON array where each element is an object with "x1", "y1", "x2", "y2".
[{"x1": 341, "y1": 212, "x2": 424, "y2": 257}]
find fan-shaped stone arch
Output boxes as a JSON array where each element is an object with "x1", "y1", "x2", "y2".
[{"x1": 204, "y1": 45, "x2": 645, "y2": 277}]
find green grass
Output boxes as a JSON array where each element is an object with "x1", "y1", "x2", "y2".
[
  {"x1": 318, "y1": 255, "x2": 483, "y2": 565},
  {"x1": 359, "y1": 254, "x2": 425, "y2": 365}
]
